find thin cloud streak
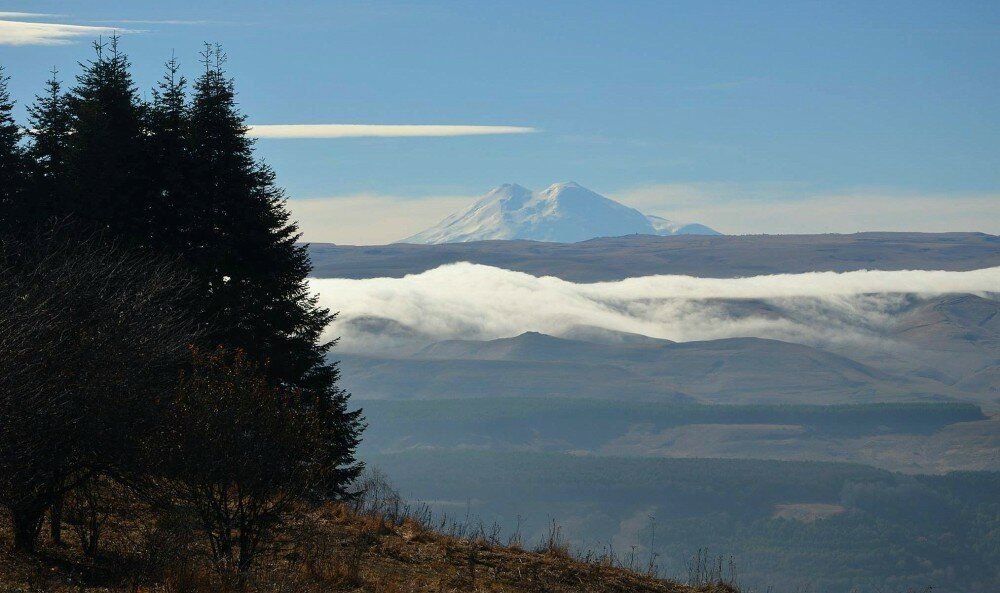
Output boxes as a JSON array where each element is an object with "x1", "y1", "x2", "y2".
[
  {"x1": 0, "y1": 19, "x2": 132, "y2": 45},
  {"x1": 248, "y1": 124, "x2": 537, "y2": 139},
  {"x1": 98, "y1": 19, "x2": 212, "y2": 25},
  {"x1": 0, "y1": 12, "x2": 55, "y2": 18}
]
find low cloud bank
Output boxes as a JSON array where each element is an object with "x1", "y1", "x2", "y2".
[{"x1": 309, "y1": 263, "x2": 999, "y2": 352}]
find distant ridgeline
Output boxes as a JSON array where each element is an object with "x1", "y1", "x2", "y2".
[{"x1": 308, "y1": 232, "x2": 1000, "y2": 281}]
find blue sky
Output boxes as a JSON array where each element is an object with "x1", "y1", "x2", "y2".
[{"x1": 2, "y1": 1, "x2": 998, "y2": 242}]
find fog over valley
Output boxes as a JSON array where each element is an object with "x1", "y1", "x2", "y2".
[{"x1": 313, "y1": 263, "x2": 1000, "y2": 353}]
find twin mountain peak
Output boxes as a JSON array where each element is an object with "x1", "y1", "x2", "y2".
[{"x1": 401, "y1": 181, "x2": 719, "y2": 244}]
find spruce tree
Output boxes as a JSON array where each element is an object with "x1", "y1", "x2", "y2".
[
  {"x1": 186, "y1": 45, "x2": 362, "y2": 494},
  {"x1": 0, "y1": 66, "x2": 28, "y2": 234},
  {"x1": 148, "y1": 54, "x2": 193, "y2": 250},
  {"x1": 64, "y1": 36, "x2": 154, "y2": 243},
  {"x1": 26, "y1": 69, "x2": 72, "y2": 225}
]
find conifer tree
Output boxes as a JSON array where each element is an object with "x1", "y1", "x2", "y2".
[
  {"x1": 64, "y1": 36, "x2": 153, "y2": 242},
  {"x1": 26, "y1": 69, "x2": 72, "y2": 225},
  {"x1": 148, "y1": 54, "x2": 193, "y2": 250},
  {"x1": 0, "y1": 41, "x2": 363, "y2": 503},
  {"x1": 186, "y1": 45, "x2": 362, "y2": 495},
  {"x1": 0, "y1": 66, "x2": 28, "y2": 234}
]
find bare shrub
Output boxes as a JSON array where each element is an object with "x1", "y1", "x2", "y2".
[
  {"x1": 0, "y1": 229, "x2": 196, "y2": 552},
  {"x1": 536, "y1": 519, "x2": 570, "y2": 559},
  {"x1": 687, "y1": 548, "x2": 742, "y2": 590},
  {"x1": 153, "y1": 347, "x2": 332, "y2": 577}
]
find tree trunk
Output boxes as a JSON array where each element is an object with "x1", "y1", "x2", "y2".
[
  {"x1": 50, "y1": 494, "x2": 64, "y2": 544},
  {"x1": 83, "y1": 509, "x2": 101, "y2": 558},
  {"x1": 12, "y1": 504, "x2": 45, "y2": 552}
]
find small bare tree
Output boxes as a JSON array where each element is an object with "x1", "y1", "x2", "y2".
[
  {"x1": 0, "y1": 228, "x2": 196, "y2": 551},
  {"x1": 154, "y1": 347, "x2": 328, "y2": 576}
]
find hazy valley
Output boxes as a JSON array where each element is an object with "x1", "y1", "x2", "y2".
[{"x1": 307, "y1": 232, "x2": 999, "y2": 592}]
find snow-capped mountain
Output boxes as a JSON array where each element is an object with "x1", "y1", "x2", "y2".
[
  {"x1": 400, "y1": 182, "x2": 719, "y2": 244},
  {"x1": 646, "y1": 214, "x2": 720, "y2": 236}
]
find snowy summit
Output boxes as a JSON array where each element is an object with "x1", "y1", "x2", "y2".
[{"x1": 400, "y1": 182, "x2": 719, "y2": 244}]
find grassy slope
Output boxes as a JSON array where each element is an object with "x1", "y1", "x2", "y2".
[{"x1": 0, "y1": 503, "x2": 732, "y2": 593}]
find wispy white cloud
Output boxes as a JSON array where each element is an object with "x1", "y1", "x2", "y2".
[
  {"x1": 615, "y1": 183, "x2": 1000, "y2": 235},
  {"x1": 0, "y1": 12, "x2": 56, "y2": 18},
  {"x1": 309, "y1": 263, "x2": 1000, "y2": 352},
  {"x1": 98, "y1": 19, "x2": 211, "y2": 25},
  {"x1": 288, "y1": 194, "x2": 474, "y2": 245},
  {"x1": 0, "y1": 18, "x2": 132, "y2": 46},
  {"x1": 248, "y1": 124, "x2": 537, "y2": 139}
]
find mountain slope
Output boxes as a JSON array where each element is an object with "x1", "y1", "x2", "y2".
[
  {"x1": 646, "y1": 214, "x2": 719, "y2": 236},
  {"x1": 834, "y1": 293, "x2": 1000, "y2": 394},
  {"x1": 401, "y1": 182, "x2": 718, "y2": 244},
  {"x1": 337, "y1": 354, "x2": 693, "y2": 402},
  {"x1": 339, "y1": 331, "x2": 953, "y2": 404},
  {"x1": 0, "y1": 498, "x2": 706, "y2": 593},
  {"x1": 893, "y1": 294, "x2": 1000, "y2": 349},
  {"x1": 416, "y1": 331, "x2": 649, "y2": 362}
]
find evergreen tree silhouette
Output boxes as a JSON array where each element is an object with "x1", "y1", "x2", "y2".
[
  {"x1": 185, "y1": 44, "x2": 363, "y2": 493},
  {"x1": 64, "y1": 36, "x2": 154, "y2": 243},
  {"x1": 0, "y1": 66, "x2": 28, "y2": 234},
  {"x1": 26, "y1": 69, "x2": 72, "y2": 225},
  {"x1": 2, "y1": 39, "x2": 363, "y2": 498},
  {"x1": 148, "y1": 54, "x2": 193, "y2": 250}
]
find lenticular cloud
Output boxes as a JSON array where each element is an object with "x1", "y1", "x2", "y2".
[{"x1": 308, "y1": 263, "x2": 1000, "y2": 352}]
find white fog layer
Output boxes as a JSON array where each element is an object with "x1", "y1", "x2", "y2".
[{"x1": 308, "y1": 263, "x2": 1000, "y2": 352}]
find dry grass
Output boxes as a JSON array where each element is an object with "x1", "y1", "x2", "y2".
[{"x1": 0, "y1": 502, "x2": 728, "y2": 593}]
